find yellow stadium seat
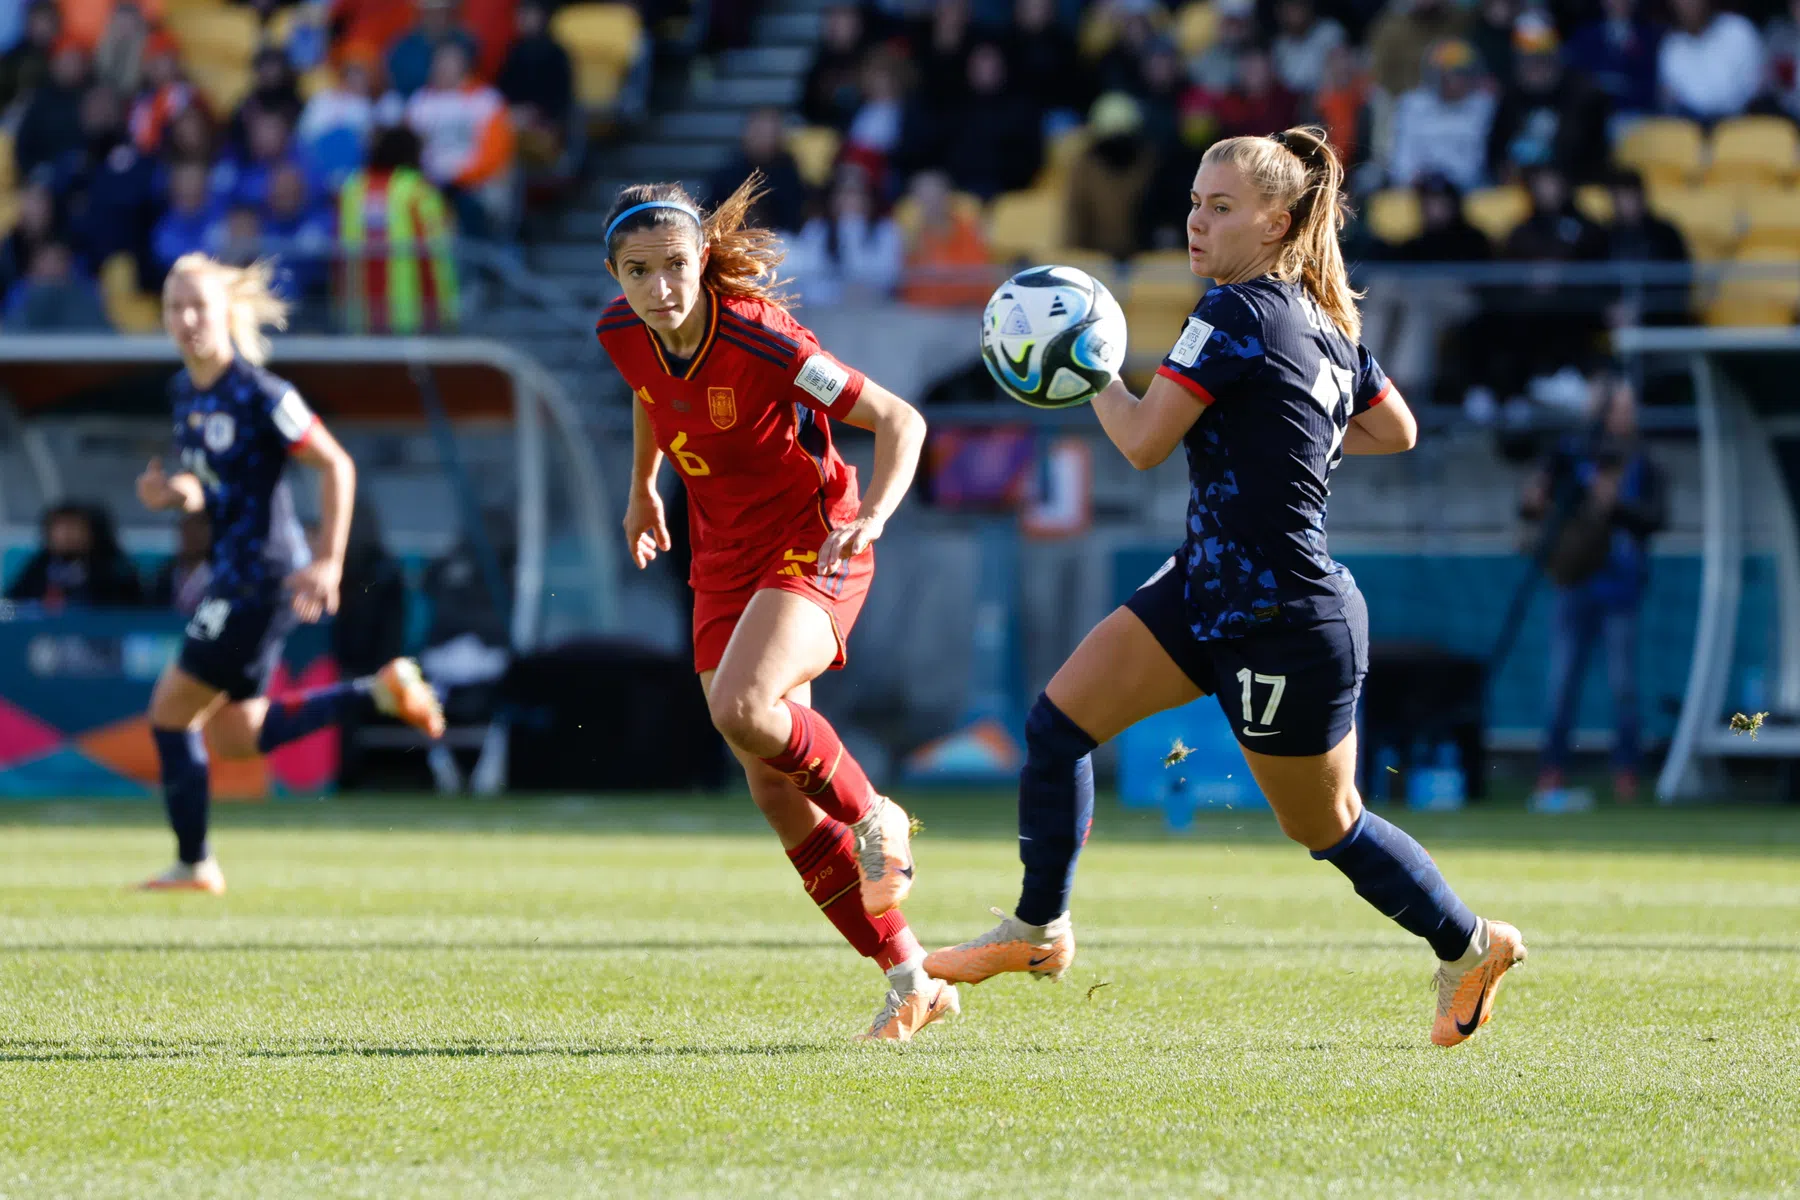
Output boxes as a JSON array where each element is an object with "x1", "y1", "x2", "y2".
[
  {"x1": 1711, "y1": 245, "x2": 1800, "y2": 311},
  {"x1": 892, "y1": 190, "x2": 984, "y2": 241},
  {"x1": 988, "y1": 189, "x2": 1065, "y2": 262},
  {"x1": 1741, "y1": 187, "x2": 1800, "y2": 254},
  {"x1": 1122, "y1": 250, "x2": 1204, "y2": 370},
  {"x1": 163, "y1": 6, "x2": 259, "y2": 63},
  {"x1": 1707, "y1": 117, "x2": 1800, "y2": 187},
  {"x1": 0, "y1": 129, "x2": 14, "y2": 194},
  {"x1": 185, "y1": 59, "x2": 251, "y2": 114},
  {"x1": 1615, "y1": 118, "x2": 1705, "y2": 186},
  {"x1": 1648, "y1": 184, "x2": 1742, "y2": 260},
  {"x1": 553, "y1": 4, "x2": 644, "y2": 74},
  {"x1": 1462, "y1": 186, "x2": 1530, "y2": 243},
  {"x1": 787, "y1": 126, "x2": 840, "y2": 189},
  {"x1": 1035, "y1": 127, "x2": 1088, "y2": 191},
  {"x1": 1175, "y1": 1, "x2": 1220, "y2": 56},
  {"x1": 100, "y1": 255, "x2": 162, "y2": 334},
  {"x1": 1703, "y1": 298, "x2": 1797, "y2": 326},
  {"x1": 1575, "y1": 184, "x2": 1613, "y2": 225},
  {"x1": 0, "y1": 191, "x2": 19, "y2": 240},
  {"x1": 1366, "y1": 188, "x2": 1423, "y2": 245},
  {"x1": 1051, "y1": 248, "x2": 1121, "y2": 293}
]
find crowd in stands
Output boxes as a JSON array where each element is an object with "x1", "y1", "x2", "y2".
[{"x1": 0, "y1": 0, "x2": 583, "y2": 334}]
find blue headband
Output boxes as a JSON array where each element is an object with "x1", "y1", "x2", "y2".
[{"x1": 605, "y1": 200, "x2": 703, "y2": 243}]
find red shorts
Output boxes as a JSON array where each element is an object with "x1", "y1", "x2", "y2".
[{"x1": 691, "y1": 535, "x2": 875, "y2": 676}]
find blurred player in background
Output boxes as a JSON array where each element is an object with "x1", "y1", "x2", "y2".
[
  {"x1": 135, "y1": 253, "x2": 445, "y2": 894},
  {"x1": 595, "y1": 177, "x2": 948, "y2": 1042},
  {"x1": 929, "y1": 127, "x2": 1527, "y2": 1047}
]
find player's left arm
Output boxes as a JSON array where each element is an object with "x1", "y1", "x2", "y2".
[
  {"x1": 821, "y1": 377, "x2": 927, "y2": 574},
  {"x1": 278, "y1": 391, "x2": 355, "y2": 623},
  {"x1": 1342, "y1": 345, "x2": 1417, "y2": 456},
  {"x1": 1092, "y1": 374, "x2": 1206, "y2": 470}
]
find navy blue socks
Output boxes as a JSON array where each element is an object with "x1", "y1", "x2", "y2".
[
  {"x1": 1312, "y1": 809, "x2": 1479, "y2": 960},
  {"x1": 1015, "y1": 693, "x2": 1098, "y2": 927},
  {"x1": 256, "y1": 679, "x2": 376, "y2": 754},
  {"x1": 153, "y1": 727, "x2": 211, "y2": 865}
]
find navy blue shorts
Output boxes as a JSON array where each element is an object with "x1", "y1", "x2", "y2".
[
  {"x1": 176, "y1": 594, "x2": 296, "y2": 702},
  {"x1": 1124, "y1": 555, "x2": 1368, "y2": 757}
]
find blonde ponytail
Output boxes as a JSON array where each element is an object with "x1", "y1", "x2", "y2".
[
  {"x1": 1200, "y1": 125, "x2": 1362, "y2": 342},
  {"x1": 165, "y1": 253, "x2": 291, "y2": 366}
]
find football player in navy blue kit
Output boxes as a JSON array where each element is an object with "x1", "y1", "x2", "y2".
[
  {"x1": 928, "y1": 128, "x2": 1527, "y2": 1047},
  {"x1": 134, "y1": 254, "x2": 445, "y2": 894}
]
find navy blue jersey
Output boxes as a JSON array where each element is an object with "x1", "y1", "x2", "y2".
[
  {"x1": 1155, "y1": 276, "x2": 1393, "y2": 640},
  {"x1": 168, "y1": 359, "x2": 314, "y2": 601}
]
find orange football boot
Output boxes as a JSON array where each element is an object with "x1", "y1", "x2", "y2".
[
  {"x1": 851, "y1": 795, "x2": 915, "y2": 916},
  {"x1": 374, "y1": 657, "x2": 446, "y2": 739},
  {"x1": 924, "y1": 908, "x2": 1075, "y2": 984},
  {"x1": 1432, "y1": 917, "x2": 1527, "y2": 1047},
  {"x1": 138, "y1": 857, "x2": 226, "y2": 895},
  {"x1": 857, "y1": 977, "x2": 960, "y2": 1042}
]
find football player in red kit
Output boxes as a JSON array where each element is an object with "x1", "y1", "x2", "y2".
[{"x1": 594, "y1": 175, "x2": 953, "y2": 1041}]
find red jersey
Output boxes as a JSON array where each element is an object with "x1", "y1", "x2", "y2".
[{"x1": 596, "y1": 289, "x2": 867, "y2": 591}]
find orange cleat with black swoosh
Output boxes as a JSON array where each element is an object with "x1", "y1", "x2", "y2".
[
  {"x1": 1432, "y1": 917, "x2": 1527, "y2": 1047},
  {"x1": 924, "y1": 908, "x2": 1075, "y2": 985}
]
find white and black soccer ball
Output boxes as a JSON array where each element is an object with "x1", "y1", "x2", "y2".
[{"x1": 980, "y1": 265, "x2": 1128, "y2": 409}]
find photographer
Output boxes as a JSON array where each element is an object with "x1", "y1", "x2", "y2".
[{"x1": 1520, "y1": 377, "x2": 1666, "y2": 803}]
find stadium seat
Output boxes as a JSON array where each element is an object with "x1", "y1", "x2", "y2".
[
  {"x1": 1706, "y1": 117, "x2": 1800, "y2": 187},
  {"x1": 1053, "y1": 248, "x2": 1121, "y2": 293},
  {"x1": 1574, "y1": 184, "x2": 1613, "y2": 225},
  {"x1": 184, "y1": 59, "x2": 252, "y2": 114},
  {"x1": 1462, "y1": 186, "x2": 1529, "y2": 243},
  {"x1": 1648, "y1": 184, "x2": 1742, "y2": 260},
  {"x1": 1122, "y1": 250, "x2": 1204, "y2": 370},
  {"x1": 163, "y1": 6, "x2": 259, "y2": 63},
  {"x1": 1366, "y1": 188, "x2": 1423, "y2": 245},
  {"x1": 787, "y1": 126, "x2": 840, "y2": 189},
  {"x1": 0, "y1": 129, "x2": 14, "y2": 195},
  {"x1": 1174, "y1": 1, "x2": 1219, "y2": 56},
  {"x1": 0, "y1": 190, "x2": 18, "y2": 240},
  {"x1": 1705, "y1": 246, "x2": 1800, "y2": 326},
  {"x1": 100, "y1": 255, "x2": 161, "y2": 334},
  {"x1": 988, "y1": 189, "x2": 1065, "y2": 262},
  {"x1": 891, "y1": 190, "x2": 984, "y2": 241},
  {"x1": 552, "y1": 4, "x2": 644, "y2": 110},
  {"x1": 1615, "y1": 118, "x2": 1705, "y2": 187},
  {"x1": 1741, "y1": 188, "x2": 1800, "y2": 254},
  {"x1": 1035, "y1": 126, "x2": 1088, "y2": 191}
]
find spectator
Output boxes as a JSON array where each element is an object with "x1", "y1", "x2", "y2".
[
  {"x1": 296, "y1": 48, "x2": 387, "y2": 191},
  {"x1": 388, "y1": 0, "x2": 481, "y2": 99},
  {"x1": 1272, "y1": 0, "x2": 1348, "y2": 96},
  {"x1": 128, "y1": 32, "x2": 204, "y2": 155},
  {"x1": 63, "y1": 84, "x2": 161, "y2": 283},
  {"x1": 4, "y1": 502, "x2": 144, "y2": 607},
  {"x1": 406, "y1": 39, "x2": 517, "y2": 240},
  {"x1": 1602, "y1": 168, "x2": 1689, "y2": 327},
  {"x1": 211, "y1": 107, "x2": 299, "y2": 212},
  {"x1": 229, "y1": 44, "x2": 305, "y2": 153},
  {"x1": 0, "y1": 1, "x2": 60, "y2": 114},
  {"x1": 337, "y1": 125, "x2": 460, "y2": 334},
  {"x1": 842, "y1": 49, "x2": 911, "y2": 190},
  {"x1": 1367, "y1": 0, "x2": 1469, "y2": 98},
  {"x1": 162, "y1": 105, "x2": 217, "y2": 171},
  {"x1": 1658, "y1": 0, "x2": 1763, "y2": 121},
  {"x1": 1391, "y1": 173, "x2": 1492, "y2": 261},
  {"x1": 1486, "y1": 14, "x2": 1610, "y2": 184},
  {"x1": 1188, "y1": 0, "x2": 1255, "y2": 92},
  {"x1": 1766, "y1": 0, "x2": 1800, "y2": 123},
  {"x1": 330, "y1": 0, "x2": 417, "y2": 66},
  {"x1": 897, "y1": 169, "x2": 994, "y2": 307},
  {"x1": 496, "y1": 0, "x2": 573, "y2": 169},
  {"x1": 152, "y1": 160, "x2": 215, "y2": 272},
  {"x1": 148, "y1": 511, "x2": 211, "y2": 616},
  {"x1": 802, "y1": 3, "x2": 867, "y2": 131},
  {"x1": 1521, "y1": 378, "x2": 1666, "y2": 804},
  {"x1": 1307, "y1": 43, "x2": 1371, "y2": 167},
  {"x1": 909, "y1": 0, "x2": 976, "y2": 112},
  {"x1": 1095, "y1": 9, "x2": 1160, "y2": 96},
  {"x1": 1205, "y1": 46, "x2": 1301, "y2": 140},
  {"x1": 1492, "y1": 165, "x2": 1609, "y2": 401},
  {"x1": 0, "y1": 173, "x2": 62, "y2": 306},
  {"x1": 784, "y1": 163, "x2": 904, "y2": 306},
  {"x1": 1133, "y1": 37, "x2": 1188, "y2": 154},
  {"x1": 14, "y1": 42, "x2": 90, "y2": 179},
  {"x1": 707, "y1": 107, "x2": 808, "y2": 233},
  {"x1": 1007, "y1": 0, "x2": 1084, "y2": 120},
  {"x1": 58, "y1": 0, "x2": 165, "y2": 52},
  {"x1": 208, "y1": 202, "x2": 264, "y2": 268},
  {"x1": 934, "y1": 42, "x2": 1043, "y2": 199},
  {"x1": 0, "y1": 0, "x2": 24, "y2": 58},
  {"x1": 263, "y1": 161, "x2": 334, "y2": 300},
  {"x1": 1468, "y1": 0, "x2": 1519, "y2": 83},
  {"x1": 1566, "y1": 0, "x2": 1664, "y2": 124},
  {"x1": 1386, "y1": 38, "x2": 1495, "y2": 191},
  {"x1": 1067, "y1": 92, "x2": 1156, "y2": 262},
  {"x1": 92, "y1": 0, "x2": 148, "y2": 96}
]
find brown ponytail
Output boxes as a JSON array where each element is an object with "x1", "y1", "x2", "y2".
[
  {"x1": 1200, "y1": 125, "x2": 1362, "y2": 342},
  {"x1": 602, "y1": 173, "x2": 791, "y2": 306}
]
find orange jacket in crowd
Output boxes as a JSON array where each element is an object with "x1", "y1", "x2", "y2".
[
  {"x1": 330, "y1": 0, "x2": 517, "y2": 80},
  {"x1": 59, "y1": 0, "x2": 166, "y2": 50},
  {"x1": 406, "y1": 80, "x2": 516, "y2": 188},
  {"x1": 899, "y1": 213, "x2": 995, "y2": 308}
]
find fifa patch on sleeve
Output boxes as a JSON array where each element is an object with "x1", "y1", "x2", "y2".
[
  {"x1": 795, "y1": 354, "x2": 851, "y2": 406},
  {"x1": 271, "y1": 389, "x2": 315, "y2": 443},
  {"x1": 1169, "y1": 318, "x2": 1214, "y2": 368}
]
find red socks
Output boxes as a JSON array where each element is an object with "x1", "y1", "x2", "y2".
[
  {"x1": 786, "y1": 818, "x2": 920, "y2": 967},
  {"x1": 760, "y1": 699, "x2": 875, "y2": 825}
]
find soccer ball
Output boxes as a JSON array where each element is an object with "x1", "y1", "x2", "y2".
[{"x1": 980, "y1": 265, "x2": 1128, "y2": 409}]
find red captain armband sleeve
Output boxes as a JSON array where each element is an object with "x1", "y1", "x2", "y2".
[
  {"x1": 1365, "y1": 381, "x2": 1395, "y2": 408},
  {"x1": 1155, "y1": 365, "x2": 1217, "y2": 406}
]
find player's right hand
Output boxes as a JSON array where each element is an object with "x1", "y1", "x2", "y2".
[
  {"x1": 624, "y1": 488, "x2": 672, "y2": 569},
  {"x1": 135, "y1": 458, "x2": 174, "y2": 510}
]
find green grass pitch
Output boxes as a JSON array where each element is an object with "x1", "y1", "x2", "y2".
[{"x1": 2, "y1": 794, "x2": 1796, "y2": 1198}]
